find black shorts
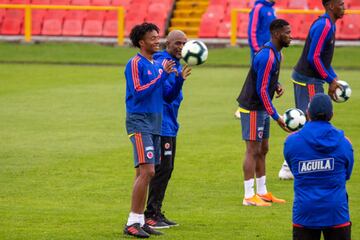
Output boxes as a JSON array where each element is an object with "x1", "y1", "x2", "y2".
[{"x1": 293, "y1": 222, "x2": 351, "y2": 240}]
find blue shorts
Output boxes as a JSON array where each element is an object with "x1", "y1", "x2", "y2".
[
  {"x1": 292, "y1": 71, "x2": 325, "y2": 114},
  {"x1": 240, "y1": 109, "x2": 270, "y2": 142},
  {"x1": 129, "y1": 133, "x2": 161, "y2": 168}
]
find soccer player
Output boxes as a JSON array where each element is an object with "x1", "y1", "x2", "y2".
[
  {"x1": 236, "y1": 19, "x2": 291, "y2": 206},
  {"x1": 144, "y1": 30, "x2": 191, "y2": 228},
  {"x1": 123, "y1": 23, "x2": 182, "y2": 238},
  {"x1": 284, "y1": 93, "x2": 353, "y2": 240},
  {"x1": 235, "y1": 0, "x2": 276, "y2": 118},
  {"x1": 278, "y1": 0, "x2": 345, "y2": 180}
]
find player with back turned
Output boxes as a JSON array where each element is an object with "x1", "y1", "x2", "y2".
[
  {"x1": 236, "y1": 19, "x2": 292, "y2": 206},
  {"x1": 278, "y1": 0, "x2": 345, "y2": 179}
]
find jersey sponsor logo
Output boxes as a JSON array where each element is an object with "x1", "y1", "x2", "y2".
[
  {"x1": 298, "y1": 158, "x2": 334, "y2": 174},
  {"x1": 267, "y1": 11, "x2": 272, "y2": 16},
  {"x1": 159, "y1": 69, "x2": 163, "y2": 75},
  {"x1": 145, "y1": 146, "x2": 154, "y2": 151},
  {"x1": 164, "y1": 150, "x2": 172, "y2": 156}
]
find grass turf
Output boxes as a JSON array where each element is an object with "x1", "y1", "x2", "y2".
[{"x1": 0, "y1": 43, "x2": 359, "y2": 239}]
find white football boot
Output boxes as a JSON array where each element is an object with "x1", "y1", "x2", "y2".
[{"x1": 278, "y1": 162, "x2": 294, "y2": 180}]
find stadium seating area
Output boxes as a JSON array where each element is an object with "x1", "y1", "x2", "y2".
[
  {"x1": 0, "y1": 0, "x2": 359, "y2": 40},
  {"x1": 0, "y1": 0, "x2": 174, "y2": 37}
]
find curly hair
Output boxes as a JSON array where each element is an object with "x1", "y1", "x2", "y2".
[{"x1": 129, "y1": 22, "x2": 160, "y2": 48}]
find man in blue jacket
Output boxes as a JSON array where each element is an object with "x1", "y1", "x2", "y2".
[
  {"x1": 284, "y1": 93, "x2": 353, "y2": 240},
  {"x1": 279, "y1": 0, "x2": 345, "y2": 180},
  {"x1": 236, "y1": 19, "x2": 291, "y2": 206},
  {"x1": 123, "y1": 23, "x2": 183, "y2": 238},
  {"x1": 235, "y1": 0, "x2": 276, "y2": 119},
  {"x1": 248, "y1": 0, "x2": 277, "y2": 59},
  {"x1": 145, "y1": 30, "x2": 191, "y2": 229}
]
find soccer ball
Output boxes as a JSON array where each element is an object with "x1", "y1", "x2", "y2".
[
  {"x1": 334, "y1": 80, "x2": 351, "y2": 103},
  {"x1": 283, "y1": 108, "x2": 306, "y2": 132},
  {"x1": 181, "y1": 40, "x2": 208, "y2": 65}
]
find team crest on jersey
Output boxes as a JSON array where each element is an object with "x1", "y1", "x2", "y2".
[
  {"x1": 267, "y1": 11, "x2": 272, "y2": 16},
  {"x1": 164, "y1": 143, "x2": 170, "y2": 149},
  {"x1": 147, "y1": 70, "x2": 152, "y2": 75},
  {"x1": 146, "y1": 151, "x2": 154, "y2": 159},
  {"x1": 298, "y1": 158, "x2": 334, "y2": 174}
]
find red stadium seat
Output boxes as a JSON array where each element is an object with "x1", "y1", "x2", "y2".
[
  {"x1": 105, "y1": 10, "x2": 117, "y2": 20},
  {"x1": 91, "y1": 0, "x2": 110, "y2": 5},
  {"x1": 338, "y1": 14, "x2": 360, "y2": 40},
  {"x1": 288, "y1": 0, "x2": 308, "y2": 9},
  {"x1": 50, "y1": 0, "x2": 70, "y2": 4},
  {"x1": 44, "y1": 10, "x2": 66, "y2": 20},
  {"x1": 217, "y1": 21, "x2": 231, "y2": 38},
  {"x1": 274, "y1": 0, "x2": 288, "y2": 8},
  {"x1": 42, "y1": 18, "x2": 62, "y2": 35},
  {"x1": 145, "y1": 16, "x2": 165, "y2": 36},
  {"x1": 237, "y1": 20, "x2": 248, "y2": 38},
  {"x1": 1, "y1": 18, "x2": 22, "y2": 34},
  {"x1": 111, "y1": 0, "x2": 129, "y2": 8},
  {"x1": 71, "y1": 0, "x2": 90, "y2": 5},
  {"x1": 0, "y1": 9, "x2": 6, "y2": 19},
  {"x1": 126, "y1": 9, "x2": 146, "y2": 22},
  {"x1": 307, "y1": 0, "x2": 323, "y2": 9},
  {"x1": 203, "y1": 5, "x2": 225, "y2": 21},
  {"x1": 82, "y1": 19, "x2": 102, "y2": 35},
  {"x1": 125, "y1": 19, "x2": 138, "y2": 36},
  {"x1": 62, "y1": 19, "x2": 82, "y2": 35},
  {"x1": 10, "y1": 0, "x2": 30, "y2": 4},
  {"x1": 0, "y1": 0, "x2": 10, "y2": 3},
  {"x1": 32, "y1": 0, "x2": 50, "y2": 4},
  {"x1": 20, "y1": 18, "x2": 43, "y2": 35},
  {"x1": 85, "y1": 10, "x2": 106, "y2": 21},
  {"x1": 348, "y1": 0, "x2": 360, "y2": 8},
  {"x1": 199, "y1": 16, "x2": 220, "y2": 38},
  {"x1": 65, "y1": 10, "x2": 87, "y2": 20},
  {"x1": 32, "y1": 10, "x2": 47, "y2": 20},
  {"x1": 147, "y1": 3, "x2": 167, "y2": 20},
  {"x1": 5, "y1": 9, "x2": 24, "y2": 20},
  {"x1": 103, "y1": 19, "x2": 117, "y2": 36}
]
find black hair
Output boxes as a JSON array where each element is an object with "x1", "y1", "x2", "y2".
[
  {"x1": 129, "y1": 22, "x2": 159, "y2": 48},
  {"x1": 270, "y1": 19, "x2": 290, "y2": 34},
  {"x1": 322, "y1": 0, "x2": 331, "y2": 7}
]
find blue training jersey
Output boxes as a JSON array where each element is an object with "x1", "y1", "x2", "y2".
[
  {"x1": 294, "y1": 13, "x2": 337, "y2": 83},
  {"x1": 284, "y1": 121, "x2": 354, "y2": 228},
  {"x1": 124, "y1": 53, "x2": 168, "y2": 135},
  {"x1": 153, "y1": 50, "x2": 185, "y2": 137},
  {"x1": 248, "y1": 0, "x2": 276, "y2": 59}
]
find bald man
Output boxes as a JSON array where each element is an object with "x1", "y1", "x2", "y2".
[{"x1": 144, "y1": 30, "x2": 191, "y2": 229}]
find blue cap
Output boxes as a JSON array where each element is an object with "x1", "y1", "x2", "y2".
[{"x1": 308, "y1": 93, "x2": 333, "y2": 121}]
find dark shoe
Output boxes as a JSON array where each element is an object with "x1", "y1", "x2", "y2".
[
  {"x1": 145, "y1": 217, "x2": 169, "y2": 229},
  {"x1": 123, "y1": 223, "x2": 150, "y2": 238},
  {"x1": 142, "y1": 224, "x2": 163, "y2": 235},
  {"x1": 158, "y1": 212, "x2": 179, "y2": 227}
]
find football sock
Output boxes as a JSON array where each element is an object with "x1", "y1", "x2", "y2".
[
  {"x1": 244, "y1": 178, "x2": 255, "y2": 199},
  {"x1": 127, "y1": 212, "x2": 142, "y2": 226},
  {"x1": 256, "y1": 176, "x2": 267, "y2": 195}
]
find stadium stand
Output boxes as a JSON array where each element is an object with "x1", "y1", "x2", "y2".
[{"x1": 0, "y1": 0, "x2": 360, "y2": 40}]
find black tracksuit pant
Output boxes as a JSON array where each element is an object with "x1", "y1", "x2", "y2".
[{"x1": 145, "y1": 136, "x2": 176, "y2": 217}]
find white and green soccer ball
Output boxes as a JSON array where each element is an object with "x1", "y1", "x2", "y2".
[
  {"x1": 334, "y1": 80, "x2": 351, "y2": 103},
  {"x1": 181, "y1": 40, "x2": 208, "y2": 66},
  {"x1": 283, "y1": 108, "x2": 306, "y2": 132}
]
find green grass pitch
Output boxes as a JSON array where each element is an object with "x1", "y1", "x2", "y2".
[{"x1": 0, "y1": 43, "x2": 359, "y2": 239}]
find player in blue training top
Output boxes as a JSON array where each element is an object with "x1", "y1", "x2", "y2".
[
  {"x1": 248, "y1": 0, "x2": 277, "y2": 59},
  {"x1": 284, "y1": 93, "x2": 353, "y2": 240},
  {"x1": 235, "y1": 0, "x2": 276, "y2": 119},
  {"x1": 236, "y1": 19, "x2": 292, "y2": 207},
  {"x1": 123, "y1": 22, "x2": 183, "y2": 239},
  {"x1": 278, "y1": 0, "x2": 345, "y2": 180},
  {"x1": 144, "y1": 30, "x2": 191, "y2": 229}
]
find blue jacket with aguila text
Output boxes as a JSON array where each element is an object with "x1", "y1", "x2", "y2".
[{"x1": 284, "y1": 121, "x2": 354, "y2": 228}]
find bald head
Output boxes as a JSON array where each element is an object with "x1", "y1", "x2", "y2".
[{"x1": 166, "y1": 30, "x2": 187, "y2": 60}]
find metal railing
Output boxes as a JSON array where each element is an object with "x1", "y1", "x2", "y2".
[
  {"x1": 0, "y1": 4, "x2": 125, "y2": 45},
  {"x1": 230, "y1": 8, "x2": 360, "y2": 46}
]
